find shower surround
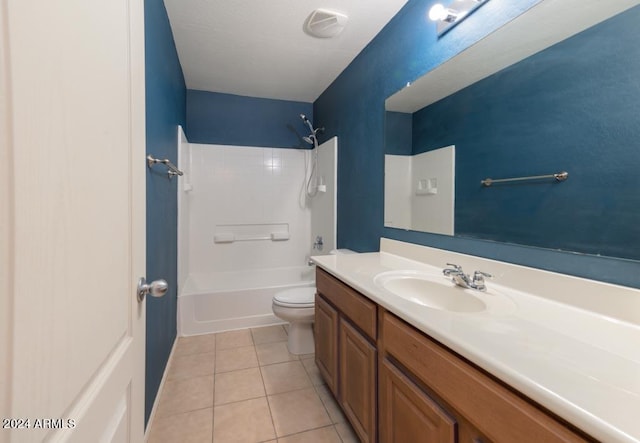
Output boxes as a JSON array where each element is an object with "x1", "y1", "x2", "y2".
[{"x1": 177, "y1": 134, "x2": 337, "y2": 335}]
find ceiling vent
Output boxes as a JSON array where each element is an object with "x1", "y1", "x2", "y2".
[{"x1": 305, "y1": 9, "x2": 348, "y2": 38}]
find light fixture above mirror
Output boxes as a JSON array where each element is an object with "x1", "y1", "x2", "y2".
[{"x1": 428, "y1": 0, "x2": 489, "y2": 36}]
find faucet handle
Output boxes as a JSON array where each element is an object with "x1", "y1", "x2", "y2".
[
  {"x1": 473, "y1": 271, "x2": 492, "y2": 283},
  {"x1": 443, "y1": 263, "x2": 462, "y2": 276}
]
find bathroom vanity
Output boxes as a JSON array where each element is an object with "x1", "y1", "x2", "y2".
[{"x1": 313, "y1": 239, "x2": 640, "y2": 443}]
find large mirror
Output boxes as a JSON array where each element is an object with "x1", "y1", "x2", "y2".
[{"x1": 384, "y1": 1, "x2": 640, "y2": 262}]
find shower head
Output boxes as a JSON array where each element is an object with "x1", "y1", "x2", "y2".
[
  {"x1": 299, "y1": 114, "x2": 324, "y2": 146},
  {"x1": 300, "y1": 114, "x2": 315, "y2": 135}
]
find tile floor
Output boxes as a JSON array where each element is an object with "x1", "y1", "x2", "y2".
[{"x1": 147, "y1": 325, "x2": 359, "y2": 443}]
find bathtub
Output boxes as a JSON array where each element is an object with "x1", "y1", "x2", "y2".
[{"x1": 178, "y1": 266, "x2": 315, "y2": 336}]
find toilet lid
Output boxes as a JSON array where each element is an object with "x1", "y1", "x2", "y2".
[{"x1": 273, "y1": 287, "x2": 316, "y2": 308}]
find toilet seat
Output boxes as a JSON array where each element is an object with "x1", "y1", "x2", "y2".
[{"x1": 273, "y1": 287, "x2": 316, "y2": 308}]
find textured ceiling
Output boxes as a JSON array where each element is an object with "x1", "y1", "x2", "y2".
[{"x1": 164, "y1": 0, "x2": 409, "y2": 103}]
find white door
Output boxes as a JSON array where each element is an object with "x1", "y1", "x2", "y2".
[{"x1": 1, "y1": 0, "x2": 146, "y2": 442}]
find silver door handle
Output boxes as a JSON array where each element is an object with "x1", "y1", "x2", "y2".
[{"x1": 137, "y1": 277, "x2": 168, "y2": 302}]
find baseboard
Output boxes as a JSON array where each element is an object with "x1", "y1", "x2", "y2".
[{"x1": 144, "y1": 336, "x2": 178, "y2": 442}]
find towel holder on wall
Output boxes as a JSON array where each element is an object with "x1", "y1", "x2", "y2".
[
  {"x1": 481, "y1": 171, "x2": 568, "y2": 187},
  {"x1": 147, "y1": 155, "x2": 184, "y2": 179}
]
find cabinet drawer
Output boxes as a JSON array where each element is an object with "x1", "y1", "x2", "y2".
[
  {"x1": 381, "y1": 311, "x2": 590, "y2": 443},
  {"x1": 316, "y1": 268, "x2": 377, "y2": 340}
]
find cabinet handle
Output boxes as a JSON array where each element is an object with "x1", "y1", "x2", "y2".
[{"x1": 472, "y1": 438, "x2": 484, "y2": 443}]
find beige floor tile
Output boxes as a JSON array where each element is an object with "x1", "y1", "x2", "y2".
[
  {"x1": 251, "y1": 325, "x2": 287, "y2": 345},
  {"x1": 315, "y1": 385, "x2": 345, "y2": 424},
  {"x1": 334, "y1": 422, "x2": 359, "y2": 443},
  {"x1": 167, "y1": 351, "x2": 215, "y2": 380},
  {"x1": 256, "y1": 341, "x2": 298, "y2": 366},
  {"x1": 298, "y1": 353, "x2": 315, "y2": 360},
  {"x1": 216, "y1": 329, "x2": 254, "y2": 350},
  {"x1": 268, "y1": 388, "x2": 331, "y2": 437},
  {"x1": 261, "y1": 361, "x2": 312, "y2": 395},
  {"x1": 155, "y1": 328, "x2": 356, "y2": 443},
  {"x1": 175, "y1": 334, "x2": 216, "y2": 356},
  {"x1": 156, "y1": 375, "x2": 214, "y2": 418},
  {"x1": 147, "y1": 408, "x2": 212, "y2": 443},
  {"x1": 301, "y1": 357, "x2": 324, "y2": 386},
  {"x1": 215, "y1": 345, "x2": 258, "y2": 373},
  {"x1": 213, "y1": 397, "x2": 275, "y2": 443},
  {"x1": 214, "y1": 367, "x2": 265, "y2": 405},
  {"x1": 276, "y1": 426, "x2": 342, "y2": 443}
]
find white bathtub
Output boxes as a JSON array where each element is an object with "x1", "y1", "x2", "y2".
[{"x1": 178, "y1": 266, "x2": 315, "y2": 336}]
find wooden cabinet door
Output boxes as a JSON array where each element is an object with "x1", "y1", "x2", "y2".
[
  {"x1": 382, "y1": 312, "x2": 589, "y2": 443},
  {"x1": 380, "y1": 358, "x2": 456, "y2": 443},
  {"x1": 340, "y1": 319, "x2": 377, "y2": 443},
  {"x1": 315, "y1": 294, "x2": 339, "y2": 395}
]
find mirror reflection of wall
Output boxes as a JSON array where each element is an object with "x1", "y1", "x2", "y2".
[
  {"x1": 384, "y1": 5, "x2": 640, "y2": 261},
  {"x1": 385, "y1": 146, "x2": 455, "y2": 235}
]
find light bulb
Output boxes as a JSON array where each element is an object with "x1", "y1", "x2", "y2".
[{"x1": 428, "y1": 4, "x2": 447, "y2": 21}]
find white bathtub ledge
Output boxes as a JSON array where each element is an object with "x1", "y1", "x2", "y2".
[{"x1": 178, "y1": 266, "x2": 313, "y2": 336}]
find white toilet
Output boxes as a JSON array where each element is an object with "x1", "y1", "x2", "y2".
[
  {"x1": 273, "y1": 249, "x2": 355, "y2": 355},
  {"x1": 272, "y1": 286, "x2": 317, "y2": 355}
]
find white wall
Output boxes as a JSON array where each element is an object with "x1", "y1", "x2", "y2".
[
  {"x1": 411, "y1": 146, "x2": 455, "y2": 235},
  {"x1": 310, "y1": 137, "x2": 337, "y2": 254},
  {"x1": 384, "y1": 154, "x2": 412, "y2": 229},
  {"x1": 384, "y1": 146, "x2": 455, "y2": 235},
  {"x1": 187, "y1": 144, "x2": 311, "y2": 275},
  {"x1": 177, "y1": 126, "x2": 190, "y2": 290}
]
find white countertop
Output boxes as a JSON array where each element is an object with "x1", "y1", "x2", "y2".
[{"x1": 312, "y1": 243, "x2": 640, "y2": 443}]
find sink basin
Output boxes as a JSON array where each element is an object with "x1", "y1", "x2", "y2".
[{"x1": 374, "y1": 270, "x2": 487, "y2": 313}]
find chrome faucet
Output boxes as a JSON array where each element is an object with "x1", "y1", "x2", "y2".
[
  {"x1": 313, "y1": 235, "x2": 324, "y2": 251},
  {"x1": 307, "y1": 255, "x2": 315, "y2": 266},
  {"x1": 443, "y1": 263, "x2": 492, "y2": 291}
]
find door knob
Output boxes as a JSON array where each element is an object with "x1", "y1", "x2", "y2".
[{"x1": 137, "y1": 277, "x2": 168, "y2": 302}]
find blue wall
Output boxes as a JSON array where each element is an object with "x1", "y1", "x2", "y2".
[
  {"x1": 315, "y1": 0, "x2": 640, "y2": 288},
  {"x1": 315, "y1": 0, "x2": 541, "y2": 253},
  {"x1": 144, "y1": 0, "x2": 186, "y2": 425},
  {"x1": 410, "y1": 9, "x2": 640, "y2": 261},
  {"x1": 186, "y1": 90, "x2": 313, "y2": 147},
  {"x1": 385, "y1": 111, "x2": 412, "y2": 155}
]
